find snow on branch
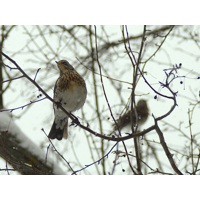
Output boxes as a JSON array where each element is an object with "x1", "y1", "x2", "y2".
[{"x1": 0, "y1": 111, "x2": 65, "y2": 175}]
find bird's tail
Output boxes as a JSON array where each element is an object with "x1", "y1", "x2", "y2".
[{"x1": 48, "y1": 120, "x2": 68, "y2": 140}]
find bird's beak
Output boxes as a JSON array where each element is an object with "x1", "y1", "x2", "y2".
[{"x1": 55, "y1": 61, "x2": 58, "y2": 64}]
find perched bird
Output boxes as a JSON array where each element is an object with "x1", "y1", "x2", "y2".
[
  {"x1": 114, "y1": 99, "x2": 149, "y2": 131},
  {"x1": 48, "y1": 60, "x2": 87, "y2": 140}
]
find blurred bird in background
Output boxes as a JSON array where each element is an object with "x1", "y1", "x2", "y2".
[{"x1": 114, "y1": 99, "x2": 149, "y2": 132}]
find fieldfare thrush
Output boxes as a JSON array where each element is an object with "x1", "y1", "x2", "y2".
[
  {"x1": 114, "y1": 99, "x2": 149, "y2": 131},
  {"x1": 48, "y1": 60, "x2": 87, "y2": 140}
]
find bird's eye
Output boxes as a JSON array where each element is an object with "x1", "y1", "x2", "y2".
[
  {"x1": 59, "y1": 60, "x2": 74, "y2": 70},
  {"x1": 61, "y1": 60, "x2": 69, "y2": 65}
]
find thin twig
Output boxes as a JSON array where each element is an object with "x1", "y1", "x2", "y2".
[
  {"x1": 89, "y1": 26, "x2": 106, "y2": 174},
  {"x1": 153, "y1": 115, "x2": 183, "y2": 175},
  {"x1": 0, "y1": 97, "x2": 47, "y2": 112},
  {"x1": 72, "y1": 142, "x2": 119, "y2": 175},
  {"x1": 42, "y1": 128, "x2": 76, "y2": 174}
]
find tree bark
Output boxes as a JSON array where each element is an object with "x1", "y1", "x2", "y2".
[{"x1": 0, "y1": 130, "x2": 55, "y2": 175}]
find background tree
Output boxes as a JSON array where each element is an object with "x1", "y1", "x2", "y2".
[{"x1": 0, "y1": 25, "x2": 199, "y2": 175}]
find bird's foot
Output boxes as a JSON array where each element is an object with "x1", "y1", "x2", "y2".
[{"x1": 70, "y1": 116, "x2": 80, "y2": 127}]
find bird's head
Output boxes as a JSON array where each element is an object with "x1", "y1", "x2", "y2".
[{"x1": 56, "y1": 60, "x2": 74, "y2": 73}]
